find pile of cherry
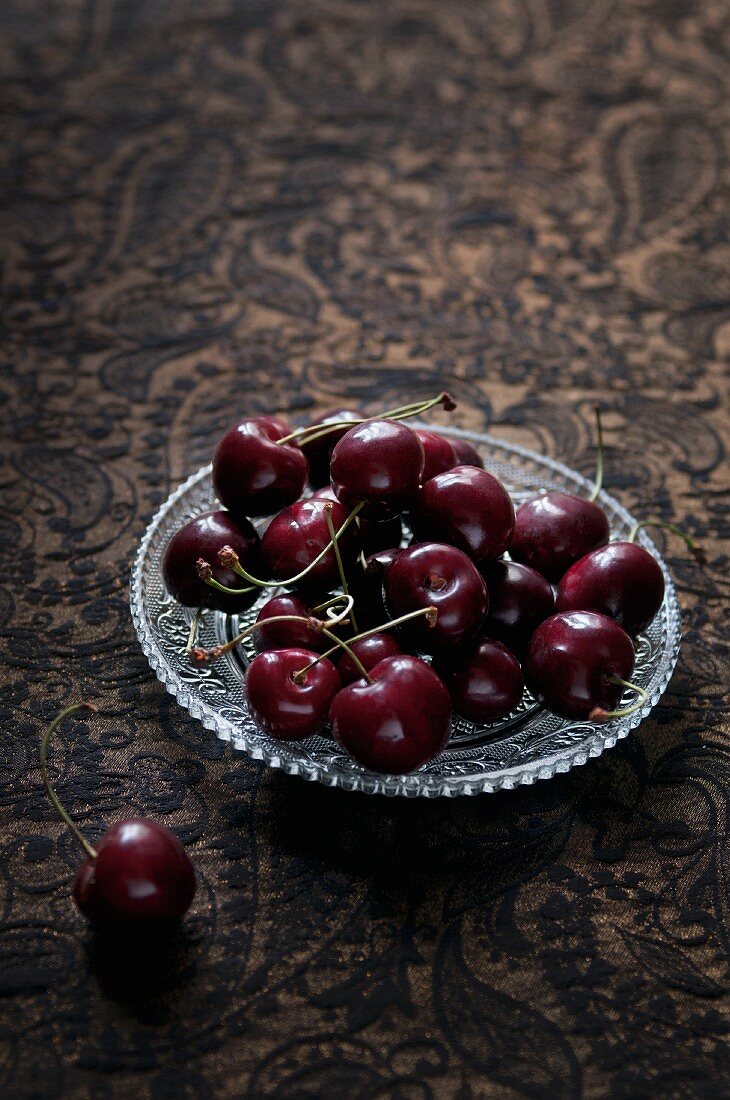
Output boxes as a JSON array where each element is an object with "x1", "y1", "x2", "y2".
[{"x1": 161, "y1": 393, "x2": 703, "y2": 777}]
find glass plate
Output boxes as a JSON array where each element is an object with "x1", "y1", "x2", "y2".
[{"x1": 130, "y1": 426, "x2": 681, "y2": 797}]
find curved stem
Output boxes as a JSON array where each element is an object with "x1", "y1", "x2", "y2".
[
  {"x1": 306, "y1": 626, "x2": 373, "y2": 684},
  {"x1": 588, "y1": 404, "x2": 605, "y2": 503},
  {"x1": 185, "y1": 608, "x2": 203, "y2": 654},
  {"x1": 40, "y1": 703, "x2": 98, "y2": 860},
  {"x1": 590, "y1": 675, "x2": 649, "y2": 722},
  {"x1": 293, "y1": 606, "x2": 438, "y2": 680},
  {"x1": 217, "y1": 501, "x2": 365, "y2": 590},
  {"x1": 277, "y1": 391, "x2": 456, "y2": 447},
  {"x1": 627, "y1": 521, "x2": 706, "y2": 565},
  {"x1": 191, "y1": 612, "x2": 332, "y2": 663},
  {"x1": 325, "y1": 504, "x2": 358, "y2": 633}
]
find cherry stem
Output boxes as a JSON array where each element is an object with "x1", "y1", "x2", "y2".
[
  {"x1": 185, "y1": 608, "x2": 203, "y2": 654},
  {"x1": 293, "y1": 625, "x2": 373, "y2": 685},
  {"x1": 212, "y1": 501, "x2": 365, "y2": 591},
  {"x1": 590, "y1": 675, "x2": 649, "y2": 722},
  {"x1": 39, "y1": 702, "x2": 98, "y2": 861},
  {"x1": 588, "y1": 404, "x2": 605, "y2": 503},
  {"x1": 293, "y1": 606, "x2": 438, "y2": 680},
  {"x1": 277, "y1": 391, "x2": 456, "y2": 447},
  {"x1": 191, "y1": 599, "x2": 355, "y2": 663},
  {"x1": 627, "y1": 521, "x2": 706, "y2": 565},
  {"x1": 325, "y1": 504, "x2": 358, "y2": 633}
]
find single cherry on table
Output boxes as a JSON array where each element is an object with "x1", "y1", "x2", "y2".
[
  {"x1": 213, "y1": 415, "x2": 308, "y2": 518},
  {"x1": 41, "y1": 704, "x2": 196, "y2": 930}
]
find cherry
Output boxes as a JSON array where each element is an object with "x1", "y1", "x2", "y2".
[
  {"x1": 415, "y1": 428, "x2": 457, "y2": 483},
  {"x1": 162, "y1": 510, "x2": 260, "y2": 611},
  {"x1": 335, "y1": 632, "x2": 402, "y2": 685},
  {"x1": 301, "y1": 408, "x2": 360, "y2": 488},
  {"x1": 434, "y1": 638, "x2": 524, "y2": 723},
  {"x1": 556, "y1": 543, "x2": 663, "y2": 637},
  {"x1": 246, "y1": 647, "x2": 341, "y2": 739},
  {"x1": 213, "y1": 416, "x2": 308, "y2": 517},
  {"x1": 74, "y1": 819, "x2": 196, "y2": 927},
  {"x1": 450, "y1": 437, "x2": 484, "y2": 469},
  {"x1": 261, "y1": 498, "x2": 358, "y2": 591},
  {"x1": 310, "y1": 486, "x2": 402, "y2": 556},
  {"x1": 384, "y1": 542, "x2": 488, "y2": 652},
  {"x1": 329, "y1": 655, "x2": 452, "y2": 774},
  {"x1": 253, "y1": 594, "x2": 330, "y2": 654},
  {"x1": 330, "y1": 419, "x2": 425, "y2": 514},
  {"x1": 410, "y1": 466, "x2": 515, "y2": 562},
  {"x1": 555, "y1": 521, "x2": 704, "y2": 637},
  {"x1": 509, "y1": 405, "x2": 609, "y2": 582},
  {"x1": 481, "y1": 559, "x2": 555, "y2": 656},
  {"x1": 510, "y1": 492, "x2": 609, "y2": 583},
  {"x1": 41, "y1": 704, "x2": 196, "y2": 929},
  {"x1": 525, "y1": 611, "x2": 636, "y2": 720}
]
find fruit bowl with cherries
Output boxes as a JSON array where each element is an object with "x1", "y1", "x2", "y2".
[{"x1": 130, "y1": 396, "x2": 692, "y2": 797}]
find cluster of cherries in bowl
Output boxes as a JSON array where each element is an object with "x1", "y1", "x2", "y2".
[{"x1": 160, "y1": 393, "x2": 703, "y2": 777}]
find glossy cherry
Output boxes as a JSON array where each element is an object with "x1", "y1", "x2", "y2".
[
  {"x1": 253, "y1": 594, "x2": 329, "y2": 653},
  {"x1": 510, "y1": 492, "x2": 609, "y2": 583},
  {"x1": 329, "y1": 655, "x2": 452, "y2": 774},
  {"x1": 525, "y1": 611, "x2": 635, "y2": 720},
  {"x1": 415, "y1": 429, "x2": 457, "y2": 483},
  {"x1": 74, "y1": 819, "x2": 196, "y2": 927},
  {"x1": 246, "y1": 647, "x2": 341, "y2": 739},
  {"x1": 301, "y1": 408, "x2": 360, "y2": 488},
  {"x1": 330, "y1": 419, "x2": 425, "y2": 513},
  {"x1": 481, "y1": 559, "x2": 555, "y2": 656},
  {"x1": 335, "y1": 633, "x2": 402, "y2": 685},
  {"x1": 261, "y1": 497, "x2": 358, "y2": 591},
  {"x1": 162, "y1": 510, "x2": 260, "y2": 611},
  {"x1": 556, "y1": 542, "x2": 664, "y2": 637},
  {"x1": 410, "y1": 466, "x2": 515, "y2": 562},
  {"x1": 434, "y1": 638, "x2": 524, "y2": 723},
  {"x1": 213, "y1": 416, "x2": 308, "y2": 517},
  {"x1": 384, "y1": 542, "x2": 488, "y2": 652},
  {"x1": 450, "y1": 437, "x2": 484, "y2": 468}
]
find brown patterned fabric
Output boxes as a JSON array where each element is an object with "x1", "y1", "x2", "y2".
[{"x1": 1, "y1": 2, "x2": 728, "y2": 1097}]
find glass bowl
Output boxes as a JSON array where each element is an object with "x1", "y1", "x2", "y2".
[{"x1": 130, "y1": 425, "x2": 681, "y2": 797}]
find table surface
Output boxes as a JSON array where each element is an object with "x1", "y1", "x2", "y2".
[{"x1": 1, "y1": 2, "x2": 728, "y2": 1097}]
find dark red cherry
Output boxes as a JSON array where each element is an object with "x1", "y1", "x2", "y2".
[
  {"x1": 450, "y1": 437, "x2": 484, "y2": 468},
  {"x1": 510, "y1": 492, "x2": 609, "y2": 582},
  {"x1": 310, "y1": 486, "x2": 402, "y2": 555},
  {"x1": 73, "y1": 819, "x2": 196, "y2": 927},
  {"x1": 246, "y1": 647, "x2": 341, "y2": 740},
  {"x1": 253, "y1": 594, "x2": 329, "y2": 654},
  {"x1": 329, "y1": 655, "x2": 452, "y2": 774},
  {"x1": 213, "y1": 416, "x2": 308, "y2": 518},
  {"x1": 330, "y1": 419, "x2": 424, "y2": 514},
  {"x1": 434, "y1": 638, "x2": 524, "y2": 723},
  {"x1": 410, "y1": 466, "x2": 515, "y2": 562},
  {"x1": 415, "y1": 429, "x2": 457, "y2": 483},
  {"x1": 335, "y1": 633, "x2": 402, "y2": 685},
  {"x1": 301, "y1": 408, "x2": 360, "y2": 488},
  {"x1": 525, "y1": 611, "x2": 635, "y2": 720},
  {"x1": 384, "y1": 542, "x2": 488, "y2": 653},
  {"x1": 481, "y1": 559, "x2": 555, "y2": 656},
  {"x1": 556, "y1": 542, "x2": 665, "y2": 637},
  {"x1": 162, "y1": 510, "x2": 260, "y2": 611},
  {"x1": 261, "y1": 497, "x2": 358, "y2": 591}
]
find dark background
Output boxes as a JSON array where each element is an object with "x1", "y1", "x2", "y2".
[{"x1": 1, "y1": 2, "x2": 728, "y2": 1097}]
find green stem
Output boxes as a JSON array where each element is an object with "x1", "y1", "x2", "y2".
[
  {"x1": 293, "y1": 606, "x2": 437, "y2": 680},
  {"x1": 590, "y1": 675, "x2": 649, "y2": 722},
  {"x1": 305, "y1": 625, "x2": 373, "y2": 684},
  {"x1": 185, "y1": 608, "x2": 203, "y2": 654},
  {"x1": 40, "y1": 703, "x2": 98, "y2": 860},
  {"x1": 627, "y1": 521, "x2": 706, "y2": 565},
  {"x1": 277, "y1": 391, "x2": 455, "y2": 448},
  {"x1": 325, "y1": 504, "x2": 358, "y2": 633},
  {"x1": 191, "y1": 613, "x2": 328, "y2": 664},
  {"x1": 588, "y1": 404, "x2": 605, "y2": 503}
]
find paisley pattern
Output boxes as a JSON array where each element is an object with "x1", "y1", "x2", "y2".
[{"x1": 0, "y1": 1, "x2": 727, "y2": 1096}]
